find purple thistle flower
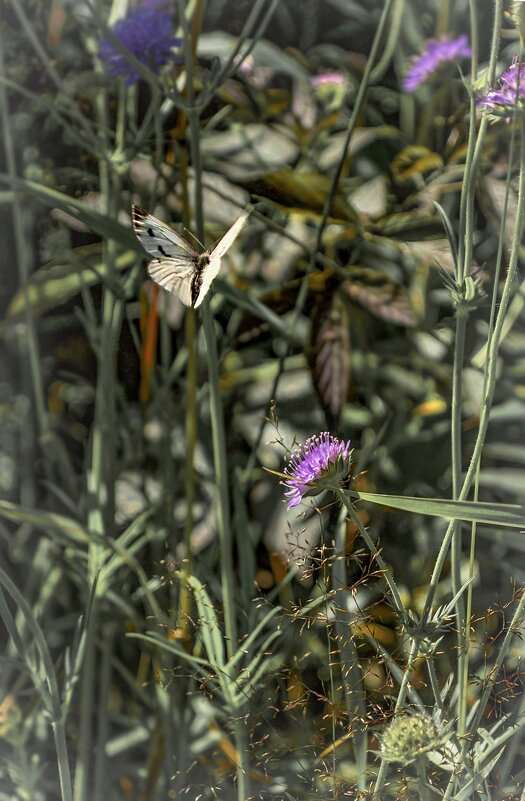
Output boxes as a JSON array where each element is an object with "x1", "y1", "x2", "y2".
[
  {"x1": 282, "y1": 432, "x2": 352, "y2": 509},
  {"x1": 99, "y1": 6, "x2": 181, "y2": 86},
  {"x1": 403, "y1": 34, "x2": 471, "y2": 91},
  {"x1": 477, "y1": 59, "x2": 525, "y2": 119}
]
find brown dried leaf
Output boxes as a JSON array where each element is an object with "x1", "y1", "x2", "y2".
[
  {"x1": 341, "y1": 268, "x2": 417, "y2": 327},
  {"x1": 310, "y1": 293, "x2": 350, "y2": 424}
]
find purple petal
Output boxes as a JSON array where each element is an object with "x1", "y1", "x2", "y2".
[{"x1": 403, "y1": 34, "x2": 471, "y2": 91}]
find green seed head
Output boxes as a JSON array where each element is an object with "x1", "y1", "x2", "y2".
[{"x1": 380, "y1": 713, "x2": 441, "y2": 765}]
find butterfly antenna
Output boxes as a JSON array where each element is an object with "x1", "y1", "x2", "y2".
[{"x1": 183, "y1": 228, "x2": 205, "y2": 250}]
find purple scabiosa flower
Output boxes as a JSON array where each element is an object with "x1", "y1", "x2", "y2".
[
  {"x1": 477, "y1": 59, "x2": 525, "y2": 120},
  {"x1": 99, "y1": 6, "x2": 181, "y2": 86},
  {"x1": 282, "y1": 432, "x2": 352, "y2": 509},
  {"x1": 403, "y1": 34, "x2": 471, "y2": 91}
]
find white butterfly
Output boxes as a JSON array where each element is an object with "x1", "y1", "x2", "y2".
[{"x1": 132, "y1": 205, "x2": 251, "y2": 308}]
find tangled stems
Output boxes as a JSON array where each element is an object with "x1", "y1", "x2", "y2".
[
  {"x1": 334, "y1": 489, "x2": 406, "y2": 623},
  {"x1": 179, "y1": 3, "x2": 249, "y2": 799},
  {"x1": 333, "y1": 489, "x2": 422, "y2": 793}
]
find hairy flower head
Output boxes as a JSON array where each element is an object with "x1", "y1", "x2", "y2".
[
  {"x1": 477, "y1": 59, "x2": 525, "y2": 120},
  {"x1": 99, "y1": 5, "x2": 181, "y2": 86},
  {"x1": 403, "y1": 34, "x2": 471, "y2": 91},
  {"x1": 282, "y1": 432, "x2": 352, "y2": 509},
  {"x1": 380, "y1": 712, "x2": 445, "y2": 764}
]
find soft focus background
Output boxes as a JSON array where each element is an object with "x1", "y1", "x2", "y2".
[{"x1": 1, "y1": 1, "x2": 525, "y2": 799}]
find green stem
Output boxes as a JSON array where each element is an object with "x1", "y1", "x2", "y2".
[
  {"x1": 8, "y1": 0, "x2": 99, "y2": 150},
  {"x1": 370, "y1": 0, "x2": 405, "y2": 83},
  {"x1": 0, "y1": 34, "x2": 48, "y2": 446},
  {"x1": 180, "y1": 13, "x2": 238, "y2": 661},
  {"x1": 442, "y1": 588, "x2": 525, "y2": 801},
  {"x1": 450, "y1": 311, "x2": 467, "y2": 733},
  {"x1": 232, "y1": 714, "x2": 249, "y2": 800},
  {"x1": 335, "y1": 490, "x2": 406, "y2": 619},
  {"x1": 459, "y1": 11, "x2": 519, "y2": 736},
  {"x1": 76, "y1": 64, "x2": 125, "y2": 801},
  {"x1": 0, "y1": 568, "x2": 73, "y2": 801},
  {"x1": 312, "y1": 0, "x2": 395, "y2": 261},
  {"x1": 198, "y1": 0, "x2": 278, "y2": 108},
  {"x1": 415, "y1": 756, "x2": 430, "y2": 801},
  {"x1": 179, "y1": 5, "x2": 246, "y2": 798},
  {"x1": 422, "y1": 80, "x2": 525, "y2": 627},
  {"x1": 177, "y1": 171, "x2": 198, "y2": 639},
  {"x1": 332, "y1": 507, "x2": 367, "y2": 790},
  {"x1": 373, "y1": 638, "x2": 419, "y2": 794},
  {"x1": 451, "y1": 0, "x2": 482, "y2": 734},
  {"x1": 93, "y1": 625, "x2": 113, "y2": 801},
  {"x1": 74, "y1": 597, "x2": 97, "y2": 801}
]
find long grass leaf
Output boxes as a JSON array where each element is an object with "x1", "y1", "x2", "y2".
[
  {"x1": 0, "y1": 501, "x2": 89, "y2": 544},
  {"x1": 356, "y1": 492, "x2": 525, "y2": 528}
]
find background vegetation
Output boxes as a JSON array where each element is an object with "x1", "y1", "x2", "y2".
[{"x1": 1, "y1": 0, "x2": 525, "y2": 799}]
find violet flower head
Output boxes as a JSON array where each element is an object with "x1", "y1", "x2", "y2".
[
  {"x1": 477, "y1": 60, "x2": 525, "y2": 119},
  {"x1": 99, "y1": 6, "x2": 181, "y2": 86},
  {"x1": 403, "y1": 34, "x2": 471, "y2": 91},
  {"x1": 282, "y1": 432, "x2": 352, "y2": 509}
]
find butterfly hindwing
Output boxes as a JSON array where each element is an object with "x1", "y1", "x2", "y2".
[{"x1": 147, "y1": 258, "x2": 199, "y2": 308}]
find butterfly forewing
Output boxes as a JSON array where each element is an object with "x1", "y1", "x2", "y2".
[
  {"x1": 132, "y1": 204, "x2": 250, "y2": 308},
  {"x1": 132, "y1": 205, "x2": 198, "y2": 259},
  {"x1": 207, "y1": 209, "x2": 251, "y2": 262},
  {"x1": 195, "y1": 209, "x2": 251, "y2": 307}
]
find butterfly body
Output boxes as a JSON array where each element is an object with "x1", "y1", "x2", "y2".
[{"x1": 132, "y1": 205, "x2": 250, "y2": 308}]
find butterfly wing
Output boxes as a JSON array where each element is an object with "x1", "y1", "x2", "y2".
[
  {"x1": 194, "y1": 209, "x2": 251, "y2": 307},
  {"x1": 147, "y1": 257, "x2": 200, "y2": 307},
  {"x1": 132, "y1": 205, "x2": 198, "y2": 259},
  {"x1": 207, "y1": 209, "x2": 251, "y2": 262},
  {"x1": 132, "y1": 206, "x2": 202, "y2": 306}
]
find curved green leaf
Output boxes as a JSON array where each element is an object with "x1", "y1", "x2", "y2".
[{"x1": 357, "y1": 492, "x2": 525, "y2": 529}]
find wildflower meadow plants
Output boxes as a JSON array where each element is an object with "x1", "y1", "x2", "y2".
[{"x1": 2, "y1": 1, "x2": 525, "y2": 800}]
